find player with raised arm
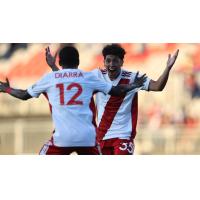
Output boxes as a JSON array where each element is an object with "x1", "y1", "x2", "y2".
[
  {"x1": 95, "y1": 44, "x2": 178, "y2": 155},
  {"x1": 46, "y1": 44, "x2": 179, "y2": 155},
  {"x1": 0, "y1": 46, "x2": 146, "y2": 155}
]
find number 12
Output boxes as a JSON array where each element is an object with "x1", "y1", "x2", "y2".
[{"x1": 56, "y1": 83, "x2": 83, "y2": 105}]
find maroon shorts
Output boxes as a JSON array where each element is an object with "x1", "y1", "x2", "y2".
[
  {"x1": 39, "y1": 141, "x2": 100, "y2": 155},
  {"x1": 99, "y1": 138, "x2": 134, "y2": 155}
]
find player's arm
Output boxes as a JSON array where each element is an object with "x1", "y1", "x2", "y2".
[
  {"x1": 109, "y1": 73, "x2": 147, "y2": 96},
  {"x1": 45, "y1": 46, "x2": 59, "y2": 71},
  {"x1": 0, "y1": 78, "x2": 32, "y2": 100},
  {"x1": 149, "y1": 49, "x2": 179, "y2": 91}
]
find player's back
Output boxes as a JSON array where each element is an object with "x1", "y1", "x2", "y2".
[
  {"x1": 39, "y1": 69, "x2": 111, "y2": 147},
  {"x1": 47, "y1": 69, "x2": 96, "y2": 146}
]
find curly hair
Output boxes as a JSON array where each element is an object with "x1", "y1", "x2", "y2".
[{"x1": 102, "y1": 44, "x2": 126, "y2": 60}]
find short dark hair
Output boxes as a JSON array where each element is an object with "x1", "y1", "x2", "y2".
[
  {"x1": 102, "y1": 44, "x2": 126, "y2": 60},
  {"x1": 59, "y1": 46, "x2": 79, "y2": 67}
]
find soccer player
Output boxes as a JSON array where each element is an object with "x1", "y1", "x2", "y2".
[
  {"x1": 46, "y1": 44, "x2": 179, "y2": 155},
  {"x1": 0, "y1": 46, "x2": 146, "y2": 155}
]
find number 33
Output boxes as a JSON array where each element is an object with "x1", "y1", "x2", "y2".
[{"x1": 119, "y1": 142, "x2": 134, "y2": 154}]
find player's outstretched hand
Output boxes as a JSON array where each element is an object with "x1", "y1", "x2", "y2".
[
  {"x1": 167, "y1": 49, "x2": 179, "y2": 69},
  {"x1": 0, "y1": 78, "x2": 10, "y2": 92},
  {"x1": 45, "y1": 46, "x2": 56, "y2": 67},
  {"x1": 132, "y1": 72, "x2": 147, "y2": 89}
]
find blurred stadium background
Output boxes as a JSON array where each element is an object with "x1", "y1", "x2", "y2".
[{"x1": 0, "y1": 43, "x2": 200, "y2": 155}]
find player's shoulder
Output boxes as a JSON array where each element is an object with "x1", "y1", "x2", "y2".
[
  {"x1": 40, "y1": 71, "x2": 53, "y2": 80},
  {"x1": 121, "y1": 68, "x2": 133, "y2": 79},
  {"x1": 83, "y1": 70, "x2": 98, "y2": 81},
  {"x1": 90, "y1": 68, "x2": 99, "y2": 75},
  {"x1": 121, "y1": 68, "x2": 144, "y2": 82},
  {"x1": 91, "y1": 68, "x2": 107, "y2": 75},
  {"x1": 89, "y1": 68, "x2": 106, "y2": 80}
]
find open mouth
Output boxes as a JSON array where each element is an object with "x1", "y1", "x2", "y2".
[{"x1": 108, "y1": 66, "x2": 117, "y2": 71}]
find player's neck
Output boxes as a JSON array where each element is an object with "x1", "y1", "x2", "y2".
[
  {"x1": 62, "y1": 65, "x2": 78, "y2": 69},
  {"x1": 108, "y1": 69, "x2": 121, "y2": 81}
]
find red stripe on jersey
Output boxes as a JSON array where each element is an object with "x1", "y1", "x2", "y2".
[
  {"x1": 130, "y1": 93, "x2": 138, "y2": 139},
  {"x1": 97, "y1": 79, "x2": 130, "y2": 141},
  {"x1": 43, "y1": 92, "x2": 52, "y2": 113},
  {"x1": 89, "y1": 96, "x2": 97, "y2": 128}
]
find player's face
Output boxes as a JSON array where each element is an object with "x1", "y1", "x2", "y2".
[{"x1": 104, "y1": 55, "x2": 123, "y2": 80}]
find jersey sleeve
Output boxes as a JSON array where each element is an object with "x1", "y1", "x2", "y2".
[
  {"x1": 27, "y1": 74, "x2": 51, "y2": 98},
  {"x1": 88, "y1": 73, "x2": 112, "y2": 94},
  {"x1": 131, "y1": 72, "x2": 151, "y2": 91}
]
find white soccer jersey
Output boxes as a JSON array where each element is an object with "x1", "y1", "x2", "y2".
[
  {"x1": 93, "y1": 68, "x2": 151, "y2": 141},
  {"x1": 27, "y1": 69, "x2": 112, "y2": 147}
]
